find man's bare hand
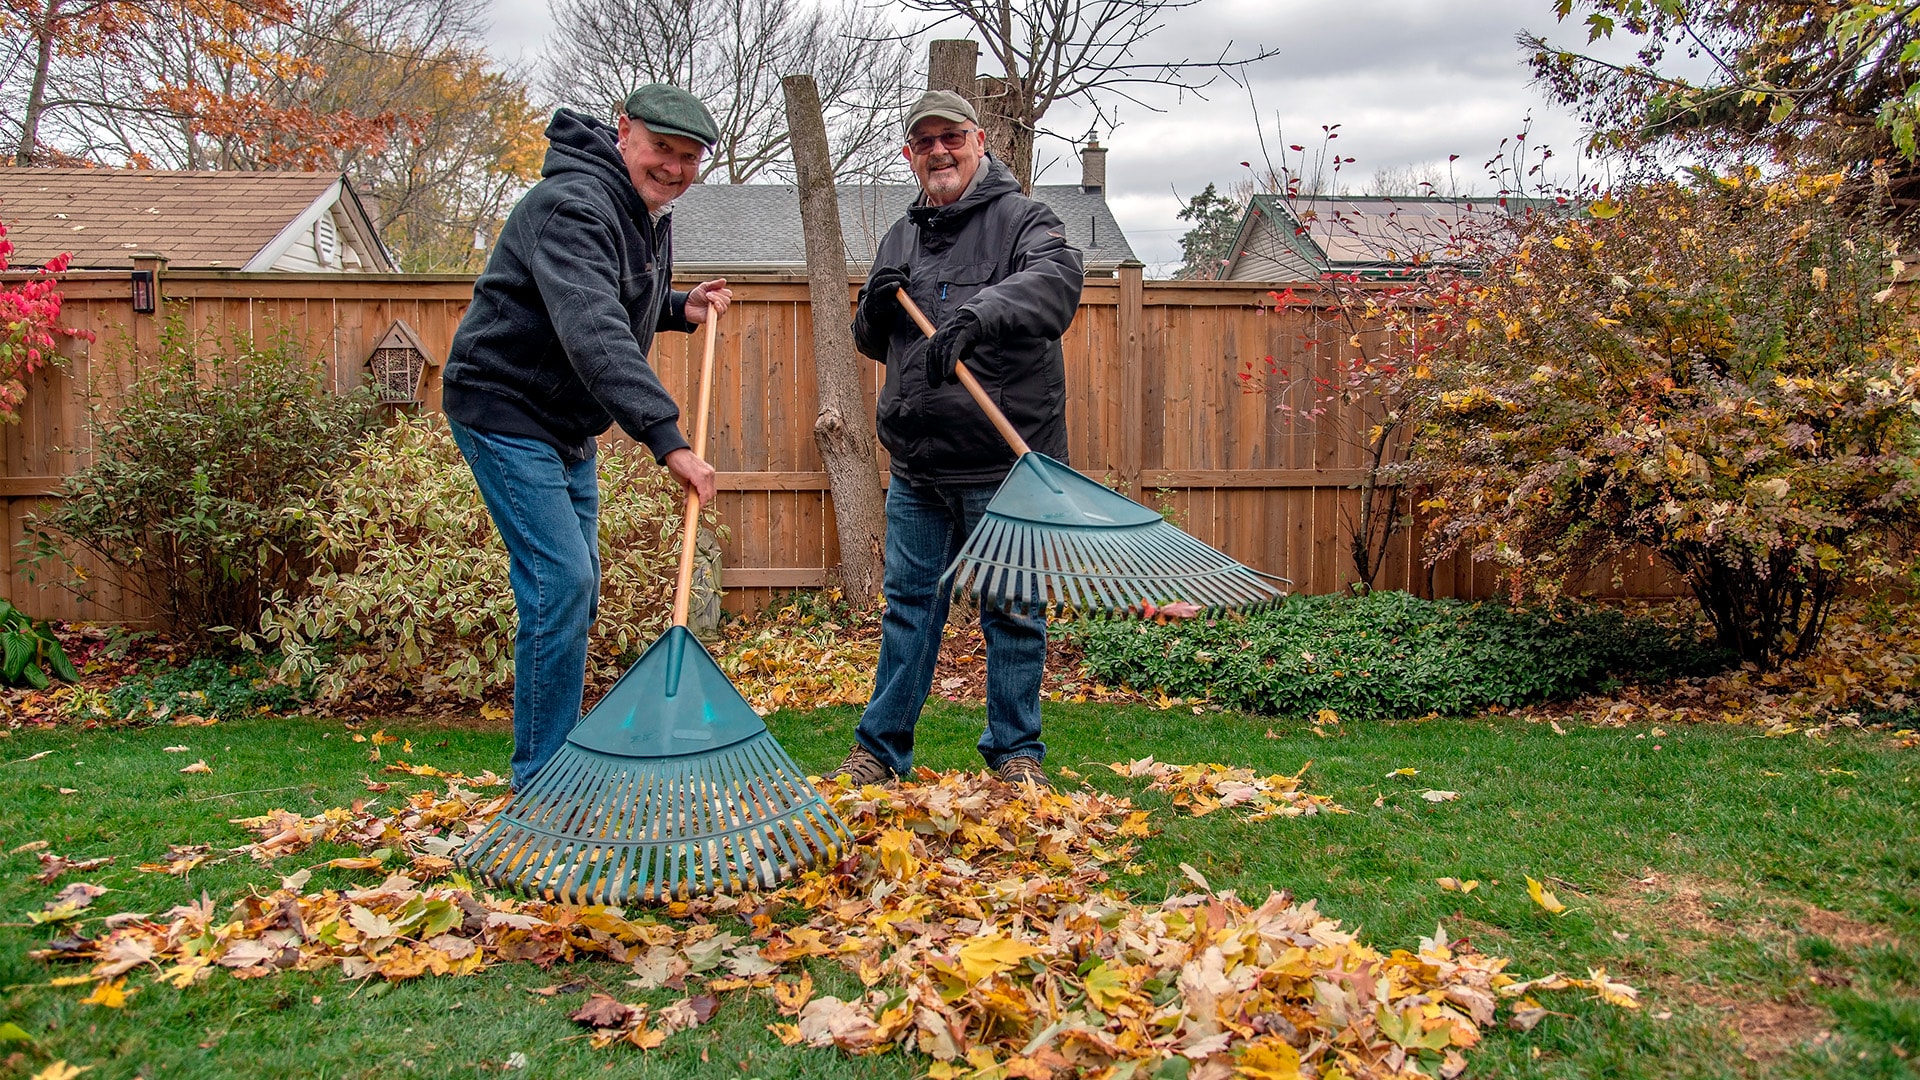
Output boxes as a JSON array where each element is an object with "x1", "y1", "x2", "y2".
[
  {"x1": 685, "y1": 279, "x2": 732, "y2": 324},
  {"x1": 664, "y1": 447, "x2": 716, "y2": 506}
]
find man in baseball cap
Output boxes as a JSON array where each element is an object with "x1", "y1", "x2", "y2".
[
  {"x1": 828, "y1": 88, "x2": 1084, "y2": 792},
  {"x1": 441, "y1": 85, "x2": 730, "y2": 790}
]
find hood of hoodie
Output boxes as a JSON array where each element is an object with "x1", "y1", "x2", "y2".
[
  {"x1": 908, "y1": 154, "x2": 1021, "y2": 232},
  {"x1": 541, "y1": 108, "x2": 649, "y2": 222}
]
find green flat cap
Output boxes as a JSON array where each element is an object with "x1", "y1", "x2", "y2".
[{"x1": 624, "y1": 84, "x2": 720, "y2": 149}]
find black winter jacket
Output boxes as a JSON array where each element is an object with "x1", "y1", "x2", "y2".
[
  {"x1": 442, "y1": 108, "x2": 693, "y2": 464},
  {"x1": 854, "y1": 156, "x2": 1084, "y2": 485}
]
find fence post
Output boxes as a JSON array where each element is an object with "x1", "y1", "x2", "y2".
[{"x1": 1117, "y1": 259, "x2": 1144, "y2": 494}]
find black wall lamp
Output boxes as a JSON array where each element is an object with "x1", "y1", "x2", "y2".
[
  {"x1": 129, "y1": 253, "x2": 168, "y2": 315},
  {"x1": 130, "y1": 269, "x2": 155, "y2": 314}
]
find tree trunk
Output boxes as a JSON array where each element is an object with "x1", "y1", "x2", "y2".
[
  {"x1": 17, "y1": 0, "x2": 59, "y2": 165},
  {"x1": 931, "y1": 39, "x2": 1031, "y2": 192},
  {"x1": 976, "y1": 74, "x2": 1034, "y2": 193},
  {"x1": 927, "y1": 39, "x2": 977, "y2": 101},
  {"x1": 781, "y1": 73, "x2": 887, "y2": 606}
]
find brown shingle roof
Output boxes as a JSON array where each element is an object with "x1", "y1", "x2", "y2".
[{"x1": 0, "y1": 168, "x2": 340, "y2": 270}]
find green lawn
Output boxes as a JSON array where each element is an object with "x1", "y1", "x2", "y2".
[{"x1": 1, "y1": 703, "x2": 1915, "y2": 1079}]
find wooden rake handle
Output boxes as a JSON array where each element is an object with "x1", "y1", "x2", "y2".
[
  {"x1": 894, "y1": 287, "x2": 1031, "y2": 456},
  {"x1": 671, "y1": 312, "x2": 719, "y2": 628}
]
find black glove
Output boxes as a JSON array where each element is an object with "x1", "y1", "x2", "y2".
[
  {"x1": 857, "y1": 264, "x2": 911, "y2": 331},
  {"x1": 926, "y1": 308, "x2": 981, "y2": 388}
]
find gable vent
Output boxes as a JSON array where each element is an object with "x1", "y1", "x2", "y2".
[{"x1": 314, "y1": 214, "x2": 339, "y2": 268}]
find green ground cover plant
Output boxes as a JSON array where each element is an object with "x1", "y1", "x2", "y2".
[
  {"x1": 93, "y1": 655, "x2": 312, "y2": 723},
  {"x1": 1068, "y1": 590, "x2": 1733, "y2": 720},
  {"x1": 0, "y1": 704, "x2": 1911, "y2": 1079}
]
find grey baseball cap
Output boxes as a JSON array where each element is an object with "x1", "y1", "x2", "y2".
[
  {"x1": 903, "y1": 90, "x2": 978, "y2": 135},
  {"x1": 623, "y1": 84, "x2": 720, "y2": 149}
]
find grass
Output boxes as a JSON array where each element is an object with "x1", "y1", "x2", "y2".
[{"x1": 0, "y1": 703, "x2": 1915, "y2": 1079}]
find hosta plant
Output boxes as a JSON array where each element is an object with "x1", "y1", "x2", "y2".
[{"x1": 0, "y1": 598, "x2": 79, "y2": 689}]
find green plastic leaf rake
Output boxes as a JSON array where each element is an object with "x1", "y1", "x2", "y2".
[
  {"x1": 894, "y1": 288, "x2": 1289, "y2": 617},
  {"x1": 457, "y1": 624, "x2": 849, "y2": 904},
  {"x1": 942, "y1": 450, "x2": 1290, "y2": 617},
  {"x1": 458, "y1": 312, "x2": 849, "y2": 904}
]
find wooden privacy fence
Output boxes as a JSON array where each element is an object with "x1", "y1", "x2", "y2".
[{"x1": 0, "y1": 268, "x2": 1681, "y2": 622}]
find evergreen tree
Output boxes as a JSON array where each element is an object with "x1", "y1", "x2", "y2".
[{"x1": 1175, "y1": 183, "x2": 1242, "y2": 279}]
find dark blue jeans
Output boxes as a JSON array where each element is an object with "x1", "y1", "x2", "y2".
[
  {"x1": 855, "y1": 479, "x2": 1046, "y2": 776},
  {"x1": 448, "y1": 419, "x2": 601, "y2": 790}
]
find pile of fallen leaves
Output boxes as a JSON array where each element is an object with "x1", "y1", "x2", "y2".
[
  {"x1": 28, "y1": 760, "x2": 1641, "y2": 1079},
  {"x1": 716, "y1": 598, "x2": 882, "y2": 714},
  {"x1": 1517, "y1": 600, "x2": 1920, "y2": 734}
]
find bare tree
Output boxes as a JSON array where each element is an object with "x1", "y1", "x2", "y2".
[
  {"x1": 782, "y1": 73, "x2": 886, "y2": 606},
  {"x1": 898, "y1": 0, "x2": 1277, "y2": 191},
  {"x1": 542, "y1": 0, "x2": 913, "y2": 183}
]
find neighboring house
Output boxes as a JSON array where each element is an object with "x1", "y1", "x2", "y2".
[
  {"x1": 0, "y1": 168, "x2": 395, "y2": 272},
  {"x1": 669, "y1": 141, "x2": 1136, "y2": 275},
  {"x1": 1220, "y1": 193, "x2": 1559, "y2": 281}
]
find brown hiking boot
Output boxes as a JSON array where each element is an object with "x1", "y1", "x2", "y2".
[
  {"x1": 996, "y1": 755, "x2": 1050, "y2": 790},
  {"x1": 828, "y1": 744, "x2": 894, "y2": 785}
]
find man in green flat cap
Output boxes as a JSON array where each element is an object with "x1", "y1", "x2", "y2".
[{"x1": 442, "y1": 85, "x2": 731, "y2": 790}]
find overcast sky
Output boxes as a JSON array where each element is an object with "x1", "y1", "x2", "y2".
[{"x1": 484, "y1": 0, "x2": 1641, "y2": 276}]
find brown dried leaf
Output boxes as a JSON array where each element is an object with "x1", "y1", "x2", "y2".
[{"x1": 569, "y1": 993, "x2": 633, "y2": 1030}]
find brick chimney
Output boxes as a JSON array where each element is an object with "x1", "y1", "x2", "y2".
[{"x1": 1081, "y1": 135, "x2": 1107, "y2": 194}]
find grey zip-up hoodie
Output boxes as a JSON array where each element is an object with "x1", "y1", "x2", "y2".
[{"x1": 442, "y1": 108, "x2": 693, "y2": 463}]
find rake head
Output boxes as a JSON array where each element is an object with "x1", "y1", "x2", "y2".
[
  {"x1": 458, "y1": 627, "x2": 850, "y2": 904},
  {"x1": 945, "y1": 452, "x2": 1290, "y2": 618}
]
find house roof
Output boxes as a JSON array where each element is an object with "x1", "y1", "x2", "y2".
[
  {"x1": 667, "y1": 182, "x2": 1137, "y2": 272},
  {"x1": 1224, "y1": 193, "x2": 1563, "y2": 281},
  {"x1": 0, "y1": 167, "x2": 396, "y2": 271}
]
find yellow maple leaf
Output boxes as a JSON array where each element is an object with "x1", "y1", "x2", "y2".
[
  {"x1": 1236, "y1": 1038, "x2": 1303, "y2": 1079},
  {"x1": 1586, "y1": 966, "x2": 1642, "y2": 1009},
  {"x1": 767, "y1": 1022, "x2": 805, "y2": 1046},
  {"x1": 31, "y1": 1063, "x2": 89, "y2": 1080},
  {"x1": 773, "y1": 971, "x2": 813, "y2": 1016},
  {"x1": 956, "y1": 933, "x2": 1042, "y2": 985},
  {"x1": 80, "y1": 978, "x2": 130, "y2": 1008},
  {"x1": 1527, "y1": 876, "x2": 1568, "y2": 915},
  {"x1": 1386, "y1": 767, "x2": 1418, "y2": 778},
  {"x1": 877, "y1": 828, "x2": 919, "y2": 879},
  {"x1": 1082, "y1": 960, "x2": 1131, "y2": 1010}
]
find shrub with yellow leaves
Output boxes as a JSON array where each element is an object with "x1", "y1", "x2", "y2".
[
  {"x1": 1413, "y1": 171, "x2": 1920, "y2": 669},
  {"x1": 247, "y1": 416, "x2": 718, "y2": 700}
]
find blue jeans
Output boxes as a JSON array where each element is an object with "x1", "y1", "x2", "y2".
[
  {"x1": 855, "y1": 480, "x2": 1046, "y2": 776},
  {"x1": 449, "y1": 420, "x2": 601, "y2": 790}
]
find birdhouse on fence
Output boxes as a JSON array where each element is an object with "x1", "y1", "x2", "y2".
[{"x1": 365, "y1": 319, "x2": 437, "y2": 407}]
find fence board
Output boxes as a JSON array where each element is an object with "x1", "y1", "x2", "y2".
[{"x1": 0, "y1": 269, "x2": 1685, "y2": 622}]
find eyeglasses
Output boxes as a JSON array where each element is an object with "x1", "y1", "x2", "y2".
[{"x1": 907, "y1": 128, "x2": 977, "y2": 155}]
